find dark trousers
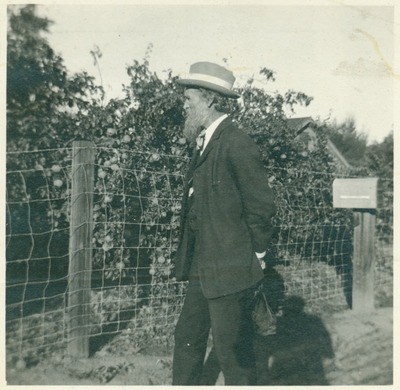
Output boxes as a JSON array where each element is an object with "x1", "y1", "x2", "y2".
[{"x1": 172, "y1": 279, "x2": 257, "y2": 385}]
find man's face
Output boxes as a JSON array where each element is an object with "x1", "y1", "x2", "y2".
[{"x1": 182, "y1": 88, "x2": 209, "y2": 144}]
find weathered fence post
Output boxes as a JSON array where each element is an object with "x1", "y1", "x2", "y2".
[
  {"x1": 68, "y1": 141, "x2": 95, "y2": 357},
  {"x1": 333, "y1": 178, "x2": 378, "y2": 313},
  {"x1": 352, "y1": 210, "x2": 376, "y2": 312}
]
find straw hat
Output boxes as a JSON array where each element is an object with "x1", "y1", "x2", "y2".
[{"x1": 177, "y1": 61, "x2": 240, "y2": 98}]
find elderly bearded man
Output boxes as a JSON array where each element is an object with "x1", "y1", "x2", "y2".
[{"x1": 172, "y1": 62, "x2": 276, "y2": 385}]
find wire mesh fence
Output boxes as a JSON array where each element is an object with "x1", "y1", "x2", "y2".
[
  {"x1": 271, "y1": 168, "x2": 353, "y2": 308},
  {"x1": 6, "y1": 148, "x2": 72, "y2": 365},
  {"x1": 374, "y1": 177, "x2": 393, "y2": 304},
  {"x1": 6, "y1": 143, "x2": 393, "y2": 366}
]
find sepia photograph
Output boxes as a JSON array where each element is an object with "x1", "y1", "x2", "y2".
[{"x1": 3, "y1": 1, "x2": 397, "y2": 386}]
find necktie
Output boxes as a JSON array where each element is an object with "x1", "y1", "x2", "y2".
[
  {"x1": 196, "y1": 128, "x2": 206, "y2": 153},
  {"x1": 188, "y1": 132, "x2": 204, "y2": 198}
]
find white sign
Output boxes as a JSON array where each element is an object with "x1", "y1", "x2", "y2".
[{"x1": 333, "y1": 178, "x2": 378, "y2": 209}]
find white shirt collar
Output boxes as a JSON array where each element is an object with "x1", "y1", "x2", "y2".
[{"x1": 201, "y1": 114, "x2": 228, "y2": 154}]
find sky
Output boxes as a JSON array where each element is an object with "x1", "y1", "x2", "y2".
[{"x1": 31, "y1": 3, "x2": 397, "y2": 144}]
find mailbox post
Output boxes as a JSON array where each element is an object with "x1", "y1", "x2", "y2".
[{"x1": 333, "y1": 178, "x2": 378, "y2": 313}]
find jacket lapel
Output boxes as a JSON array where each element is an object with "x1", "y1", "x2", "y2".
[
  {"x1": 184, "y1": 146, "x2": 199, "y2": 186},
  {"x1": 195, "y1": 117, "x2": 231, "y2": 168}
]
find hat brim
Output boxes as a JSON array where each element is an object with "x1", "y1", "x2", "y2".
[{"x1": 177, "y1": 78, "x2": 240, "y2": 99}]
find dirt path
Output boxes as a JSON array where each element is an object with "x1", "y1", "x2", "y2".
[
  {"x1": 5, "y1": 307, "x2": 392, "y2": 386},
  {"x1": 324, "y1": 307, "x2": 393, "y2": 385}
]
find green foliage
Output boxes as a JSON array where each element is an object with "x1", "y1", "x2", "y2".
[
  {"x1": 7, "y1": 5, "x2": 61, "y2": 107},
  {"x1": 7, "y1": 5, "x2": 104, "y2": 160},
  {"x1": 319, "y1": 117, "x2": 393, "y2": 180},
  {"x1": 6, "y1": 5, "x2": 342, "y2": 287},
  {"x1": 364, "y1": 132, "x2": 393, "y2": 178},
  {"x1": 6, "y1": 4, "x2": 392, "y2": 356},
  {"x1": 321, "y1": 117, "x2": 368, "y2": 167}
]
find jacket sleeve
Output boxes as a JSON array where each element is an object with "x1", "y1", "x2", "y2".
[{"x1": 228, "y1": 131, "x2": 276, "y2": 252}]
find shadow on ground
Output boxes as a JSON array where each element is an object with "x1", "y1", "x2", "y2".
[
  {"x1": 201, "y1": 295, "x2": 334, "y2": 385},
  {"x1": 256, "y1": 295, "x2": 334, "y2": 385},
  {"x1": 200, "y1": 266, "x2": 334, "y2": 385}
]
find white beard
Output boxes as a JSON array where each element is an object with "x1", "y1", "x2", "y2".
[{"x1": 183, "y1": 109, "x2": 208, "y2": 144}]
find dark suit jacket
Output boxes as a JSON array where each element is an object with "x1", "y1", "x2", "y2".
[{"x1": 175, "y1": 117, "x2": 276, "y2": 298}]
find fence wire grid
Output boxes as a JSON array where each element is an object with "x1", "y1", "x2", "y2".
[{"x1": 6, "y1": 145, "x2": 393, "y2": 365}]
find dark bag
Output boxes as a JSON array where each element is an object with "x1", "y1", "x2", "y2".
[{"x1": 252, "y1": 284, "x2": 277, "y2": 336}]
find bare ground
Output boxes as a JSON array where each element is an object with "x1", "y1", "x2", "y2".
[{"x1": 5, "y1": 307, "x2": 392, "y2": 386}]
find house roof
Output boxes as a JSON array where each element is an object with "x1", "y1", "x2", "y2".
[
  {"x1": 287, "y1": 117, "x2": 314, "y2": 136},
  {"x1": 326, "y1": 139, "x2": 351, "y2": 168},
  {"x1": 288, "y1": 117, "x2": 351, "y2": 169}
]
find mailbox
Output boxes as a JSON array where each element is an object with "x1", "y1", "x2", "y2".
[{"x1": 333, "y1": 178, "x2": 378, "y2": 209}]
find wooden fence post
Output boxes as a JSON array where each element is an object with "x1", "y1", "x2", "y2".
[
  {"x1": 352, "y1": 210, "x2": 376, "y2": 312},
  {"x1": 68, "y1": 141, "x2": 95, "y2": 357},
  {"x1": 332, "y1": 178, "x2": 378, "y2": 313}
]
